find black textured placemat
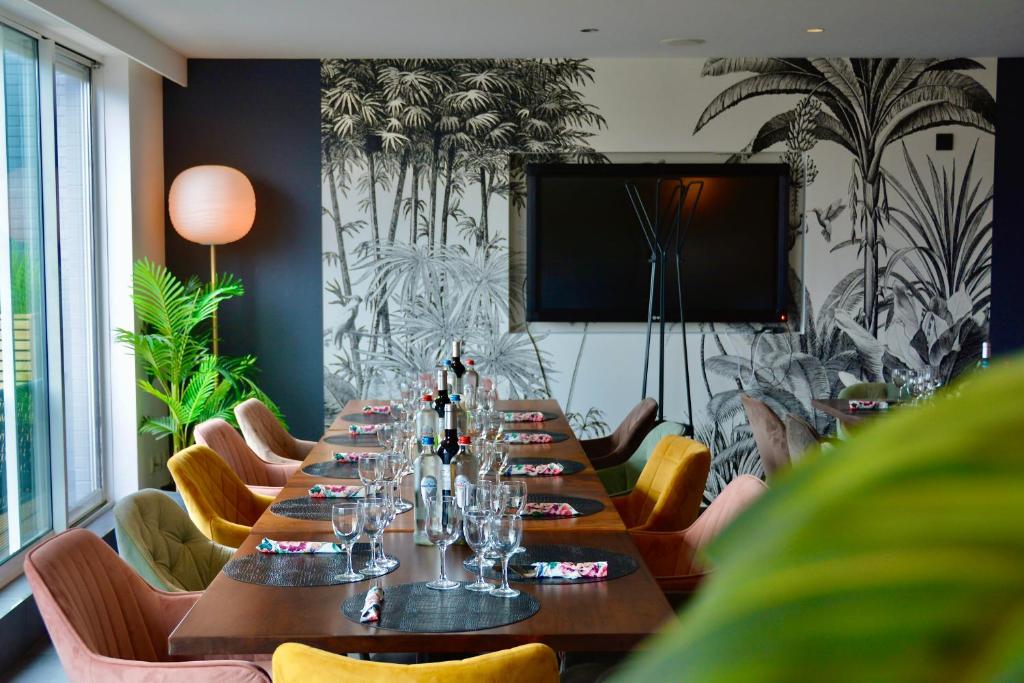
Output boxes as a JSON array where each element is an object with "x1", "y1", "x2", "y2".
[
  {"x1": 223, "y1": 544, "x2": 396, "y2": 586},
  {"x1": 271, "y1": 495, "x2": 411, "y2": 521},
  {"x1": 525, "y1": 493, "x2": 605, "y2": 517},
  {"x1": 503, "y1": 430, "x2": 569, "y2": 444},
  {"x1": 505, "y1": 457, "x2": 585, "y2": 476},
  {"x1": 502, "y1": 410, "x2": 558, "y2": 423},
  {"x1": 341, "y1": 582, "x2": 539, "y2": 632},
  {"x1": 325, "y1": 433, "x2": 381, "y2": 446},
  {"x1": 465, "y1": 544, "x2": 637, "y2": 584},
  {"x1": 302, "y1": 461, "x2": 360, "y2": 479},
  {"x1": 341, "y1": 412, "x2": 396, "y2": 424}
]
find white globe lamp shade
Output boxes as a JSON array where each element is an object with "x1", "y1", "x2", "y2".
[{"x1": 168, "y1": 165, "x2": 255, "y2": 245}]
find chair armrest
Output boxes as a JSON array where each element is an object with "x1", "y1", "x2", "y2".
[
  {"x1": 294, "y1": 438, "x2": 318, "y2": 458},
  {"x1": 90, "y1": 655, "x2": 270, "y2": 683},
  {"x1": 580, "y1": 435, "x2": 614, "y2": 461},
  {"x1": 265, "y1": 461, "x2": 300, "y2": 486},
  {"x1": 153, "y1": 590, "x2": 201, "y2": 635},
  {"x1": 657, "y1": 573, "x2": 707, "y2": 594},
  {"x1": 629, "y1": 529, "x2": 691, "y2": 576},
  {"x1": 211, "y1": 517, "x2": 254, "y2": 548}
]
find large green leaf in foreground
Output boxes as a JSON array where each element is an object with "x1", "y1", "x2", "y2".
[{"x1": 614, "y1": 357, "x2": 1024, "y2": 682}]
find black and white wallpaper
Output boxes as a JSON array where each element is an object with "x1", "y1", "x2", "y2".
[{"x1": 321, "y1": 57, "x2": 996, "y2": 500}]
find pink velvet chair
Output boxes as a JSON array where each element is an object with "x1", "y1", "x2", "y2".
[
  {"x1": 234, "y1": 398, "x2": 316, "y2": 463},
  {"x1": 630, "y1": 474, "x2": 768, "y2": 601},
  {"x1": 24, "y1": 528, "x2": 270, "y2": 683},
  {"x1": 193, "y1": 418, "x2": 299, "y2": 497}
]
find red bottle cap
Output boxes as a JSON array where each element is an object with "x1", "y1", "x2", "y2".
[
  {"x1": 458, "y1": 436, "x2": 471, "y2": 445},
  {"x1": 422, "y1": 393, "x2": 432, "y2": 401},
  {"x1": 466, "y1": 359, "x2": 475, "y2": 365}
]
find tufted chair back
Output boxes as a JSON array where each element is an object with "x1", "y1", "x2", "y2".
[
  {"x1": 234, "y1": 398, "x2": 315, "y2": 463},
  {"x1": 194, "y1": 418, "x2": 298, "y2": 486},
  {"x1": 613, "y1": 435, "x2": 710, "y2": 531},
  {"x1": 114, "y1": 489, "x2": 234, "y2": 592}
]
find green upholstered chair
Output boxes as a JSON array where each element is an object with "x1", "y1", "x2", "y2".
[
  {"x1": 598, "y1": 421, "x2": 685, "y2": 496},
  {"x1": 114, "y1": 488, "x2": 234, "y2": 592}
]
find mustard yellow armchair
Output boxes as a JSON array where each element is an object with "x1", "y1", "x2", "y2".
[
  {"x1": 272, "y1": 642, "x2": 559, "y2": 683},
  {"x1": 168, "y1": 445, "x2": 274, "y2": 548},
  {"x1": 612, "y1": 435, "x2": 711, "y2": 531}
]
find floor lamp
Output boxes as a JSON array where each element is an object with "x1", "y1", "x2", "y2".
[{"x1": 168, "y1": 165, "x2": 255, "y2": 356}]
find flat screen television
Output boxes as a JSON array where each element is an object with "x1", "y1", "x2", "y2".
[{"x1": 525, "y1": 162, "x2": 790, "y2": 323}]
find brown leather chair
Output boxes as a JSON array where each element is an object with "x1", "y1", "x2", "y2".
[
  {"x1": 194, "y1": 418, "x2": 299, "y2": 498},
  {"x1": 630, "y1": 474, "x2": 767, "y2": 604},
  {"x1": 234, "y1": 398, "x2": 316, "y2": 463},
  {"x1": 740, "y1": 394, "x2": 790, "y2": 479},
  {"x1": 582, "y1": 398, "x2": 657, "y2": 469},
  {"x1": 25, "y1": 528, "x2": 269, "y2": 683}
]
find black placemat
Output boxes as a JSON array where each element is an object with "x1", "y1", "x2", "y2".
[
  {"x1": 223, "y1": 544, "x2": 396, "y2": 586},
  {"x1": 271, "y1": 495, "x2": 411, "y2": 521},
  {"x1": 465, "y1": 544, "x2": 637, "y2": 584},
  {"x1": 505, "y1": 457, "x2": 585, "y2": 476},
  {"x1": 503, "y1": 430, "x2": 569, "y2": 444},
  {"x1": 525, "y1": 493, "x2": 605, "y2": 518},
  {"x1": 341, "y1": 582, "x2": 539, "y2": 632},
  {"x1": 325, "y1": 433, "x2": 382, "y2": 446},
  {"x1": 302, "y1": 461, "x2": 359, "y2": 479},
  {"x1": 502, "y1": 410, "x2": 558, "y2": 424},
  {"x1": 341, "y1": 412, "x2": 396, "y2": 425}
]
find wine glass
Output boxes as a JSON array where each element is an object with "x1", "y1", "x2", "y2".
[
  {"x1": 482, "y1": 481, "x2": 507, "y2": 560},
  {"x1": 493, "y1": 441, "x2": 510, "y2": 481},
  {"x1": 501, "y1": 481, "x2": 528, "y2": 554},
  {"x1": 891, "y1": 368, "x2": 908, "y2": 400},
  {"x1": 331, "y1": 502, "x2": 365, "y2": 583},
  {"x1": 376, "y1": 423, "x2": 395, "y2": 450},
  {"x1": 359, "y1": 497, "x2": 389, "y2": 577},
  {"x1": 463, "y1": 508, "x2": 494, "y2": 592},
  {"x1": 358, "y1": 454, "x2": 383, "y2": 496},
  {"x1": 424, "y1": 493, "x2": 463, "y2": 590},
  {"x1": 377, "y1": 485, "x2": 399, "y2": 569},
  {"x1": 489, "y1": 514, "x2": 523, "y2": 598},
  {"x1": 385, "y1": 451, "x2": 413, "y2": 513}
]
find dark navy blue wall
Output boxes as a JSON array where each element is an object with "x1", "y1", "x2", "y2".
[
  {"x1": 163, "y1": 60, "x2": 324, "y2": 438},
  {"x1": 993, "y1": 58, "x2": 1024, "y2": 355}
]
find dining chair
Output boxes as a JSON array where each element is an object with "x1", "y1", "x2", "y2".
[
  {"x1": 630, "y1": 474, "x2": 767, "y2": 603},
  {"x1": 25, "y1": 529, "x2": 269, "y2": 683},
  {"x1": 597, "y1": 420, "x2": 685, "y2": 496},
  {"x1": 272, "y1": 642, "x2": 559, "y2": 682},
  {"x1": 612, "y1": 434, "x2": 711, "y2": 531},
  {"x1": 740, "y1": 394, "x2": 790, "y2": 479},
  {"x1": 784, "y1": 414, "x2": 824, "y2": 462},
  {"x1": 234, "y1": 397, "x2": 316, "y2": 463},
  {"x1": 168, "y1": 444, "x2": 275, "y2": 548},
  {"x1": 114, "y1": 488, "x2": 234, "y2": 592},
  {"x1": 581, "y1": 397, "x2": 658, "y2": 469},
  {"x1": 194, "y1": 417, "x2": 299, "y2": 497}
]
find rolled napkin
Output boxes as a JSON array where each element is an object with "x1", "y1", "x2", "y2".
[
  {"x1": 504, "y1": 431, "x2": 553, "y2": 444},
  {"x1": 507, "y1": 462, "x2": 564, "y2": 477},
  {"x1": 523, "y1": 502, "x2": 580, "y2": 517},
  {"x1": 504, "y1": 411, "x2": 545, "y2": 423},
  {"x1": 523, "y1": 561, "x2": 608, "y2": 579},
  {"x1": 360, "y1": 586, "x2": 384, "y2": 623},
  {"x1": 256, "y1": 538, "x2": 342, "y2": 554},
  {"x1": 362, "y1": 405, "x2": 392, "y2": 415},
  {"x1": 348, "y1": 424, "x2": 382, "y2": 435},
  {"x1": 333, "y1": 452, "x2": 361, "y2": 462},
  {"x1": 848, "y1": 399, "x2": 889, "y2": 411},
  {"x1": 309, "y1": 484, "x2": 361, "y2": 498}
]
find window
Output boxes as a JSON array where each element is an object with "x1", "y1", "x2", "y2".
[{"x1": 0, "y1": 23, "x2": 101, "y2": 569}]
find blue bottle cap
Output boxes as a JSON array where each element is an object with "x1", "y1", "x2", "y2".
[
  {"x1": 421, "y1": 435, "x2": 435, "y2": 445},
  {"x1": 450, "y1": 394, "x2": 461, "y2": 401},
  {"x1": 444, "y1": 359, "x2": 453, "y2": 367}
]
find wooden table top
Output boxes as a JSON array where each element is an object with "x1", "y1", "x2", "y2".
[{"x1": 169, "y1": 399, "x2": 672, "y2": 656}]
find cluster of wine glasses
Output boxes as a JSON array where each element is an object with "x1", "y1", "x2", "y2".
[
  {"x1": 892, "y1": 367, "x2": 943, "y2": 404},
  {"x1": 330, "y1": 491, "x2": 397, "y2": 584},
  {"x1": 423, "y1": 480, "x2": 527, "y2": 598}
]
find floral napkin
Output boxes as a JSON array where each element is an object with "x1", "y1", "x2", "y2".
[
  {"x1": 848, "y1": 399, "x2": 889, "y2": 411},
  {"x1": 523, "y1": 502, "x2": 580, "y2": 517},
  {"x1": 256, "y1": 538, "x2": 343, "y2": 554},
  {"x1": 360, "y1": 586, "x2": 384, "y2": 623},
  {"x1": 308, "y1": 484, "x2": 361, "y2": 498},
  {"x1": 362, "y1": 405, "x2": 392, "y2": 415},
  {"x1": 348, "y1": 424, "x2": 382, "y2": 435},
  {"x1": 504, "y1": 431, "x2": 553, "y2": 444},
  {"x1": 333, "y1": 452, "x2": 361, "y2": 463},
  {"x1": 503, "y1": 411, "x2": 546, "y2": 423},
  {"x1": 524, "y1": 561, "x2": 608, "y2": 579},
  {"x1": 507, "y1": 462, "x2": 564, "y2": 477}
]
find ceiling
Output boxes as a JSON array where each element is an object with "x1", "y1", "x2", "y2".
[{"x1": 96, "y1": 0, "x2": 1023, "y2": 59}]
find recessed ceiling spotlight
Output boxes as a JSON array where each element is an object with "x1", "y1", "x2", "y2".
[
  {"x1": 580, "y1": 28, "x2": 599, "y2": 33},
  {"x1": 805, "y1": 27, "x2": 826, "y2": 33},
  {"x1": 660, "y1": 37, "x2": 707, "y2": 47}
]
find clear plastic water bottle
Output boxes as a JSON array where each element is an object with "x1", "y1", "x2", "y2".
[{"x1": 413, "y1": 435, "x2": 440, "y2": 546}]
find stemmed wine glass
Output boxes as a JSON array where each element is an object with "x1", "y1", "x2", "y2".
[
  {"x1": 377, "y1": 485, "x2": 399, "y2": 569},
  {"x1": 386, "y1": 449, "x2": 413, "y2": 513},
  {"x1": 493, "y1": 441, "x2": 510, "y2": 482},
  {"x1": 331, "y1": 502, "x2": 365, "y2": 583},
  {"x1": 358, "y1": 454, "x2": 383, "y2": 497},
  {"x1": 424, "y1": 493, "x2": 463, "y2": 590},
  {"x1": 483, "y1": 481, "x2": 507, "y2": 560},
  {"x1": 489, "y1": 514, "x2": 523, "y2": 598},
  {"x1": 359, "y1": 497, "x2": 389, "y2": 577},
  {"x1": 376, "y1": 423, "x2": 396, "y2": 450},
  {"x1": 891, "y1": 368, "x2": 908, "y2": 401},
  {"x1": 501, "y1": 481, "x2": 528, "y2": 554},
  {"x1": 463, "y1": 508, "x2": 494, "y2": 592}
]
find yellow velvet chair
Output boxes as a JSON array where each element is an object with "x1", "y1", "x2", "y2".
[
  {"x1": 612, "y1": 434, "x2": 711, "y2": 531},
  {"x1": 168, "y1": 444, "x2": 274, "y2": 548},
  {"x1": 272, "y1": 642, "x2": 559, "y2": 683}
]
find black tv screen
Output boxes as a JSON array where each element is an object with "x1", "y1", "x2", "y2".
[{"x1": 525, "y1": 162, "x2": 790, "y2": 323}]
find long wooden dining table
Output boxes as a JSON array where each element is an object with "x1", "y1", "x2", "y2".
[{"x1": 168, "y1": 399, "x2": 675, "y2": 656}]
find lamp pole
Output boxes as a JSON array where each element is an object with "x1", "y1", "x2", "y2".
[{"x1": 210, "y1": 244, "x2": 219, "y2": 356}]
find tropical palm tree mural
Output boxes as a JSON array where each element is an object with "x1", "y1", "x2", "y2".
[{"x1": 694, "y1": 58, "x2": 996, "y2": 335}]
